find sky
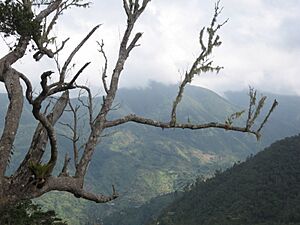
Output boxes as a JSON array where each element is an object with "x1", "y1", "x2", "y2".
[{"x1": 1, "y1": 0, "x2": 300, "y2": 96}]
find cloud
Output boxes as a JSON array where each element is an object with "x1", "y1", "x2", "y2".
[
  {"x1": 194, "y1": 0, "x2": 300, "y2": 95},
  {"x1": 1, "y1": 0, "x2": 299, "y2": 96}
]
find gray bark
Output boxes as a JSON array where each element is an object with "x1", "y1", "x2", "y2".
[{"x1": 0, "y1": 0, "x2": 277, "y2": 210}]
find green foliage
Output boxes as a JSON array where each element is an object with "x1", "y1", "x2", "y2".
[
  {"x1": 0, "y1": 0, "x2": 41, "y2": 38},
  {"x1": 0, "y1": 200, "x2": 68, "y2": 225},
  {"x1": 0, "y1": 0, "x2": 40, "y2": 38},
  {"x1": 153, "y1": 134, "x2": 300, "y2": 225},
  {"x1": 29, "y1": 161, "x2": 52, "y2": 180}
]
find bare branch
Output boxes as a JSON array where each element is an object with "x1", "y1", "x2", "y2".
[
  {"x1": 256, "y1": 99, "x2": 278, "y2": 136},
  {"x1": 35, "y1": 0, "x2": 63, "y2": 22},
  {"x1": 126, "y1": 32, "x2": 143, "y2": 55},
  {"x1": 76, "y1": 85, "x2": 93, "y2": 126},
  {"x1": 45, "y1": 10, "x2": 59, "y2": 38},
  {"x1": 43, "y1": 62, "x2": 90, "y2": 97},
  {"x1": 97, "y1": 40, "x2": 109, "y2": 94},
  {"x1": 44, "y1": 177, "x2": 118, "y2": 203},
  {"x1": 170, "y1": 1, "x2": 227, "y2": 126},
  {"x1": 60, "y1": 25, "x2": 101, "y2": 83},
  {"x1": 104, "y1": 113, "x2": 256, "y2": 133},
  {"x1": 123, "y1": 0, "x2": 151, "y2": 21},
  {"x1": 59, "y1": 153, "x2": 71, "y2": 177},
  {"x1": 66, "y1": 62, "x2": 91, "y2": 88},
  {"x1": 40, "y1": 71, "x2": 54, "y2": 95},
  {"x1": 59, "y1": 121, "x2": 75, "y2": 132},
  {"x1": 18, "y1": 70, "x2": 34, "y2": 104},
  {"x1": 72, "y1": 185, "x2": 118, "y2": 203},
  {"x1": 76, "y1": 0, "x2": 150, "y2": 179},
  {"x1": 246, "y1": 87, "x2": 256, "y2": 129},
  {"x1": 0, "y1": 0, "x2": 278, "y2": 208},
  {"x1": 13, "y1": 91, "x2": 69, "y2": 183},
  {"x1": 249, "y1": 96, "x2": 267, "y2": 128},
  {"x1": 20, "y1": 70, "x2": 68, "y2": 174},
  {"x1": 32, "y1": 1, "x2": 92, "y2": 61},
  {"x1": 31, "y1": 99, "x2": 60, "y2": 175},
  {"x1": 104, "y1": 99, "x2": 278, "y2": 140},
  {"x1": 59, "y1": 99, "x2": 81, "y2": 169},
  {"x1": 57, "y1": 131, "x2": 74, "y2": 141},
  {"x1": 53, "y1": 38, "x2": 70, "y2": 56},
  {"x1": 140, "y1": 0, "x2": 151, "y2": 12},
  {"x1": 123, "y1": 0, "x2": 130, "y2": 17},
  {"x1": 0, "y1": 36, "x2": 30, "y2": 66}
]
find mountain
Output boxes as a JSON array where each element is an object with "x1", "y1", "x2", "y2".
[
  {"x1": 1, "y1": 83, "x2": 299, "y2": 224},
  {"x1": 152, "y1": 134, "x2": 300, "y2": 225}
]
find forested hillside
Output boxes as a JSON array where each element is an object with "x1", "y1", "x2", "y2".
[
  {"x1": 153, "y1": 134, "x2": 300, "y2": 225},
  {"x1": 1, "y1": 84, "x2": 299, "y2": 224}
]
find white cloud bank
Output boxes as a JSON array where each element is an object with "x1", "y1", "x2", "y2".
[{"x1": 1, "y1": 0, "x2": 300, "y2": 95}]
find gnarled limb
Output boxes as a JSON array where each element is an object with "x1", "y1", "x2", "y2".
[
  {"x1": 13, "y1": 25, "x2": 98, "y2": 189},
  {"x1": 97, "y1": 40, "x2": 109, "y2": 95},
  {"x1": 11, "y1": 23, "x2": 98, "y2": 191},
  {"x1": 33, "y1": 1, "x2": 92, "y2": 61},
  {"x1": 42, "y1": 176, "x2": 118, "y2": 203},
  {"x1": 0, "y1": 0, "x2": 278, "y2": 209},
  {"x1": 35, "y1": 0, "x2": 63, "y2": 22},
  {"x1": 103, "y1": 1, "x2": 277, "y2": 145},
  {"x1": 103, "y1": 97, "x2": 278, "y2": 140},
  {"x1": 0, "y1": 0, "x2": 117, "y2": 208},
  {"x1": 59, "y1": 24, "x2": 100, "y2": 83},
  {"x1": 75, "y1": 0, "x2": 151, "y2": 179},
  {"x1": 0, "y1": 68, "x2": 23, "y2": 178},
  {"x1": 76, "y1": 85, "x2": 93, "y2": 127},
  {"x1": 3, "y1": 175, "x2": 118, "y2": 208},
  {"x1": 0, "y1": 36, "x2": 30, "y2": 68},
  {"x1": 13, "y1": 91, "x2": 69, "y2": 185}
]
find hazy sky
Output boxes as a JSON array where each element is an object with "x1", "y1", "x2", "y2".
[{"x1": 1, "y1": 0, "x2": 300, "y2": 95}]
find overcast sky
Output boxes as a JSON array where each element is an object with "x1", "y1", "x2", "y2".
[{"x1": 1, "y1": 0, "x2": 300, "y2": 95}]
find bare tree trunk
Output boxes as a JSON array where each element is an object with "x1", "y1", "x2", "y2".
[{"x1": 0, "y1": 0, "x2": 278, "y2": 209}]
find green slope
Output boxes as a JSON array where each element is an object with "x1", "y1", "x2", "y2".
[
  {"x1": 1, "y1": 83, "x2": 299, "y2": 224},
  {"x1": 103, "y1": 192, "x2": 183, "y2": 225},
  {"x1": 153, "y1": 134, "x2": 300, "y2": 225}
]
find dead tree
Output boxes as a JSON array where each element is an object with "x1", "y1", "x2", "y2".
[{"x1": 0, "y1": 0, "x2": 277, "y2": 209}]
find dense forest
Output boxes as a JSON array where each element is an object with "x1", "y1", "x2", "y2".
[
  {"x1": 0, "y1": 200, "x2": 67, "y2": 225},
  {"x1": 152, "y1": 134, "x2": 300, "y2": 225},
  {"x1": 3, "y1": 133, "x2": 300, "y2": 225}
]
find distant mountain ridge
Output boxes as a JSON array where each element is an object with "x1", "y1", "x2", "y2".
[{"x1": 1, "y1": 83, "x2": 299, "y2": 224}]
